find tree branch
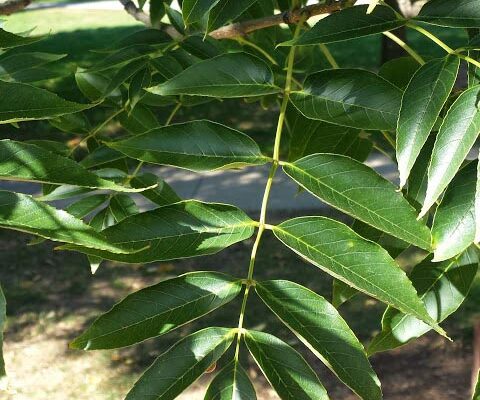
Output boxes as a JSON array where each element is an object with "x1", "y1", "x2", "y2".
[
  {"x1": 118, "y1": 0, "x2": 349, "y2": 41},
  {"x1": 209, "y1": 1, "x2": 345, "y2": 40},
  {"x1": 0, "y1": 0, "x2": 31, "y2": 15},
  {"x1": 117, "y1": 0, "x2": 151, "y2": 26}
]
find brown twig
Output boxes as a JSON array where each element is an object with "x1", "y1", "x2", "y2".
[
  {"x1": 0, "y1": 0, "x2": 31, "y2": 15},
  {"x1": 117, "y1": 0, "x2": 151, "y2": 27},
  {"x1": 118, "y1": 0, "x2": 347, "y2": 41},
  {"x1": 209, "y1": 1, "x2": 344, "y2": 40}
]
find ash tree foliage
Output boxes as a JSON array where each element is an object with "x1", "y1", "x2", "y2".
[{"x1": 0, "y1": 0, "x2": 480, "y2": 398}]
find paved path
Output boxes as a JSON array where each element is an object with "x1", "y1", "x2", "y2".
[{"x1": 0, "y1": 152, "x2": 398, "y2": 214}]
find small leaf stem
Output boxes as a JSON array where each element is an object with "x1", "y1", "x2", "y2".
[
  {"x1": 234, "y1": 18, "x2": 305, "y2": 361},
  {"x1": 382, "y1": 31, "x2": 425, "y2": 65},
  {"x1": 236, "y1": 36, "x2": 278, "y2": 65},
  {"x1": 318, "y1": 43, "x2": 339, "y2": 69},
  {"x1": 407, "y1": 22, "x2": 480, "y2": 71}
]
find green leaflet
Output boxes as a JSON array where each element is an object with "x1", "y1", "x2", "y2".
[
  {"x1": 351, "y1": 219, "x2": 409, "y2": 258},
  {"x1": 0, "y1": 191, "x2": 139, "y2": 254},
  {"x1": 103, "y1": 57, "x2": 149, "y2": 97},
  {"x1": 128, "y1": 67, "x2": 151, "y2": 110},
  {"x1": 108, "y1": 120, "x2": 268, "y2": 172},
  {"x1": 244, "y1": 330, "x2": 329, "y2": 400},
  {"x1": 288, "y1": 5, "x2": 405, "y2": 46},
  {"x1": 432, "y1": 162, "x2": 476, "y2": 262},
  {"x1": 110, "y1": 28, "x2": 172, "y2": 49},
  {"x1": 130, "y1": 173, "x2": 181, "y2": 207},
  {"x1": 406, "y1": 136, "x2": 435, "y2": 209},
  {"x1": 368, "y1": 248, "x2": 478, "y2": 355},
  {"x1": 286, "y1": 105, "x2": 371, "y2": 162},
  {"x1": 80, "y1": 146, "x2": 125, "y2": 169},
  {"x1": 65, "y1": 194, "x2": 110, "y2": 219},
  {"x1": 416, "y1": 0, "x2": 480, "y2": 28},
  {"x1": 272, "y1": 217, "x2": 444, "y2": 336},
  {"x1": 420, "y1": 85, "x2": 480, "y2": 218},
  {"x1": 256, "y1": 280, "x2": 381, "y2": 400},
  {"x1": 118, "y1": 104, "x2": 159, "y2": 134},
  {"x1": 0, "y1": 29, "x2": 42, "y2": 49},
  {"x1": 0, "y1": 140, "x2": 151, "y2": 192},
  {"x1": 332, "y1": 280, "x2": 358, "y2": 308},
  {"x1": 396, "y1": 55, "x2": 460, "y2": 189},
  {"x1": 290, "y1": 69, "x2": 402, "y2": 131},
  {"x1": 207, "y1": 0, "x2": 256, "y2": 32},
  {"x1": 148, "y1": 53, "x2": 281, "y2": 98},
  {"x1": 182, "y1": 0, "x2": 220, "y2": 25},
  {"x1": 126, "y1": 327, "x2": 235, "y2": 400},
  {"x1": 0, "y1": 52, "x2": 66, "y2": 81},
  {"x1": 88, "y1": 44, "x2": 155, "y2": 73},
  {"x1": 378, "y1": 57, "x2": 421, "y2": 89},
  {"x1": 204, "y1": 360, "x2": 257, "y2": 400},
  {"x1": 75, "y1": 70, "x2": 121, "y2": 103},
  {"x1": 60, "y1": 200, "x2": 256, "y2": 263},
  {"x1": 0, "y1": 81, "x2": 93, "y2": 124},
  {"x1": 71, "y1": 272, "x2": 242, "y2": 350},
  {"x1": 0, "y1": 283, "x2": 5, "y2": 377},
  {"x1": 282, "y1": 153, "x2": 432, "y2": 250}
]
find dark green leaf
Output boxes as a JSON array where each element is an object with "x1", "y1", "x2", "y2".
[
  {"x1": 129, "y1": 67, "x2": 151, "y2": 111},
  {"x1": 283, "y1": 153, "x2": 432, "y2": 249},
  {"x1": 368, "y1": 248, "x2": 478, "y2": 354},
  {"x1": 125, "y1": 327, "x2": 235, "y2": 400},
  {"x1": 60, "y1": 200, "x2": 256, "y2": 263},
  {"x1": 256, "y1": 280, "x2": 381, "y2": 400},
  {"x1": 272, "y1": 217, "x2": 444, "y2": 335},
  {"x1": 104, "y1": 57, "x2": 148, "y2": 97},
  {"x1": 290, "y1": 69, "x2": 402, "y2": 130},
  {"x1": 332, "y1": 280, "x2": 358, "y2": 308},
  {"x1": 204, "y1": 360, "x2": 257, "y2": 400},
  {"x1": 420, "y1": 85, "x2": 480, "y2": 218},
  {"x1": 109, "y1": 120, "x2": 268, "y2": 172},
  {"x1": 182, "y1": 0, "x2": 220, "y2": 25},
  {"x1": 0, "y1": 29, "x2": 42, "y2": 49},
  {"x1": 112, "y1": 29, "x2": 171, "y2": 49},
  {"x1": 89, "y1": 45, "x2": 156, "y2": 72},
  {"x1": 0, "y1": 52, "x2": 66, "y2": 81},
  {"x1": 118, "y1": 104, "x2": 159, "y2": 134},
  {"x1": 0, "y1": 81, "x2": 93, "y2": 124},
  {"x1": 416, "y1": 0, "x2": 480, "y2": 28},
  {"x1": 130, "y1": 173, "x2": 181, "y2": 206},
  {"x1": 71, "y1": 272, "x2": 242, "y2": 350},
  {"x1": 379, "y1": 57, "x2": 421, "y2": 89},
  {"x1": 148, "y1": 53, "x2": 280, "y2": 98},
  {"x1": 432, "y1": 162, "x2": 476, "y2": 261},
  {"x1": 286, "y1": 105, "x2": 370, "y2": 162},
  {"x1": 0, "y1": 190, "x2": 139, "y2": 254},
  {"x1": 289, "y1": 5, "x2": 405, "y2": 46},
  {"x1": 351, "y1": 219, "x2": 409, "y2": 258},
  {"x1": 0, "y1": 140, "x2": 149, "y2": 192},
  {"x1": 80, "y1": 146, "x2": 125, "y2": 169},
  {"x1": 65, "y1": 194, "x2": 110, "y2": 219},
  {"x1": 207, "y1": 0, "x2": 256, "y2": 32},
  {"x1": 108, "y1": 194, "x2": 139, "y2": 223},
  {"x1": 75, "y1": 70, "x2": 121, "y2": 103},
  {"x1": 397, "y1": 55, "x2": 459, "y2": 188},
  {"x1": 406, "y1": 136, "x2": 435, "y2": 208},
  {"x1": 244, "y1": 330, "x2": 328, "y2": 400}
]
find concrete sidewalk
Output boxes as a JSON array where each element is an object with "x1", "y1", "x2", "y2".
[{"x1": 0, "y1": 152, "x2": 398, "y2": 213}]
